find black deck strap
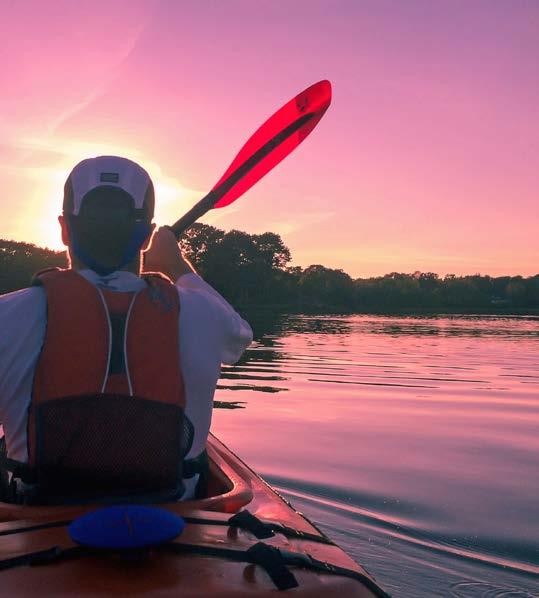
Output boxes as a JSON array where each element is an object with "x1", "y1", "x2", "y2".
[
  {"x1": 246, "y1": 542, "x2": 299, "y2": 590},
  {"x1": 0, "y1": 540, "x2": 390, "y2": 596},
  {"x1": 0, "y1": 510, "x2": 335, "y2": 547},
  {"x1": 277, "y1": 549, "x2": 392, "y2": 598},
  {"x1": 0, "y1": 519, "x2": 72, "y2": 538},
  {"x1": 228, "y1": 509, "x2": 336, "y2": 545},
  {"x1": 0, "y1": 513, "x2": 244, "y2": 539},
  {"x1": 165, "y1": 541, "x2": 389, "y2": 596},
  {"x1": 267, "y1": 521, "x2": 336, "y2": 545},
  {"x1": 162, "y1": 541, "x2": 298, "y2": 591},
  {"x1": 228, "y1": 510, "x2": 275, "y2": 539},
  {"x1": 0, "y1": 544, "x2": 140, "y2": 571},
  {"x1": 0, "y1": 546, "x2": 63, "y2": 571}
]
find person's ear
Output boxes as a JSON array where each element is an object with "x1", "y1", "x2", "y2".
[
  {"x1": 141, "y1": 222, "x2": 156, "y2": 252},
  {"x1": 58, "y1": 215, "x2": 70, "y2": 247}
]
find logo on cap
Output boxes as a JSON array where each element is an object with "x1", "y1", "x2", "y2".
[{"x1": 100, "y1": 172, "x2": 120, "y2": 183}]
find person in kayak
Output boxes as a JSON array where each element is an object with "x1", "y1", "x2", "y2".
[{"x1": 0, "y1": 155, "x2": 253, "y2": 504}]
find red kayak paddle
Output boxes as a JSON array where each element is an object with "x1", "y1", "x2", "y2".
[{"x1": 169, "y1": 80, "x2": 332, "y2": 238}]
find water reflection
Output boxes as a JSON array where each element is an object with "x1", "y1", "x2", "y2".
[
  {"x1": 216, "y1": 383, "x2": 287, "y2": 393},
  {"x1": 242, "y1": 311, "x2": 539, "y2": 341},
  {"x1": 213, "y1": 314, "x2": 539, "y2": 597},
  {"x1": 243, "y1": 311, "x2": 355, "y2": 339},
  {"x1": 219, "y1": 372, "x2": 288, "y2": 381},
  {"x1": 221, "y1": 315, "x2": 539, "y2": 395},
  {"x1": 213, "y1": 400, "x2": 245, "y2": 410}
]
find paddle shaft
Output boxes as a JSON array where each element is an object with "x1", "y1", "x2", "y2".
[{"x1": 169, "y1": 111, "x2": 316, "y2": 239}]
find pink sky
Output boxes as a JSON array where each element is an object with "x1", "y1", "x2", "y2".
[{"x1": 0, "y1": 1, "x2": 537, "y2": 277}]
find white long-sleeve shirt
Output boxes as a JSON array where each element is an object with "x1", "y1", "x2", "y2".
[{"x1": 0, "y1": 269, "x2": 252, "y2": 496}]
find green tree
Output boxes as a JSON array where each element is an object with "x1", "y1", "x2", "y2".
[
  {"x1": 252, "y1": 232, "x2": 291, "y2": 270},
  {"x1": 0, "y1": 240, "x2": 67, "y2": 294},
  {"x1": 179, "y1": 223, "x2": 224, "y2": 275},
  {"x1": 506, "y1": 278, "x2": 527, "y2": 306},
  {"x1": 299, "y1": 265, "x2": 355, "y2": 308},
  {"x1": 2, "y1": 235, "x2": 538, "y2": 312}
]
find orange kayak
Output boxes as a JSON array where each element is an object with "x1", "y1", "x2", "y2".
[{"x1": 0, "y1": 434, "x2": 388, "y2": 596}]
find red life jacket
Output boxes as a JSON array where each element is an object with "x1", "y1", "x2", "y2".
[{"x1": 10, "y1": 268, "x2": 194, "y2": 503}]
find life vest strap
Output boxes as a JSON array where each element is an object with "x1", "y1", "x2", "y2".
[
  {"x1": 30, "y1": 267, "x2": 62, "y2": 287},
  {"x1": 183, "y1": 449, "x2": 208, "y2": 479}
]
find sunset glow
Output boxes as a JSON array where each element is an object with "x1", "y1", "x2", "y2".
[{"x1": 1, "y1": 1, "x2": 537, "y2": 277}]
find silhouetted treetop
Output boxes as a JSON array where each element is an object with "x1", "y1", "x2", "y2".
[
  {"x1": 0, "y1": 239, "x2": 67, "y2": 294},
  {"x1": 1, "y1": 228, "x2": 538, "y2": 311}
]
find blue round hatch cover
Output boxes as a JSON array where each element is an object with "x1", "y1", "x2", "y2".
[{"x1": 69, "y1": 505, "x2": 185, "y2": 549}]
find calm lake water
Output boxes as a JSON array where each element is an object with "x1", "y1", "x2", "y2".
[{"x1": 212, "y1": 314, "x2": 539, "y2": 598}]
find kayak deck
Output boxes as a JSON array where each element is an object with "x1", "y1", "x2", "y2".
[{"x1": 0, "y1": 434, "x2": 388, "y2": 596}]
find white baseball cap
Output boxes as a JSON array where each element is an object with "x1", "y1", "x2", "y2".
[{"x1": 63, "y1": 155, "x2": 154, "y2": 218}]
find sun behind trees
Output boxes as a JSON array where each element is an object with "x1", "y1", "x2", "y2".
[{"x1": 1, "y1": 227, "x2": 538, "y2": 311}]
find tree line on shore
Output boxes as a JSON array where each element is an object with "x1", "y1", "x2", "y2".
[{"x1": 1, "y1": 225, "x2": 538, "y2": 311}]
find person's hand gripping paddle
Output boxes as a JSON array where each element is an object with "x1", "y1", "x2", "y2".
[{"x1": 169, "y1": 80, "x2": 332, "y2": 238}]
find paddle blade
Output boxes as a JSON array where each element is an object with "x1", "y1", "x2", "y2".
[{"x1": 213, "y1": 80, "x2": 332, "y2": 209}]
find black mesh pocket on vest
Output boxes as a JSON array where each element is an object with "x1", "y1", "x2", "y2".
[{"x1": 32, "y1": 394, "x2": 193, "y2": 501}]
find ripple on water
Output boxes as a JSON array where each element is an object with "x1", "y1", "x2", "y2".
[
  {"x1": 449, "y1": 581, "x2": 537, "y2": 597},
  {"x1": 267, "y1": 475, "x2": 539, "y2": 577},
  {"x1": 213, "y1": 314, "x2": 539, "y2": 597}
]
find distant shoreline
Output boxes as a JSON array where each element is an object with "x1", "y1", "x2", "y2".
[
  {"x1": 2, "y1": 237, "x2": 538, "y2": 316},
  {"x1": 238, "y1": 304, "x2": 539, "y2": 317}
]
